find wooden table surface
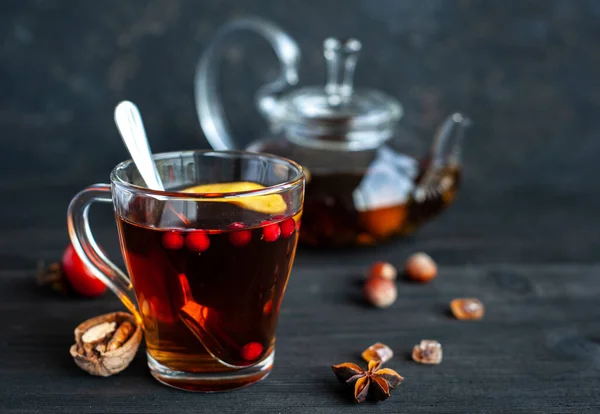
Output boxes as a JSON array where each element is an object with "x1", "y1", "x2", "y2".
[{"x1": 2, "y1": 184, "x2": 600, "y2": 413}]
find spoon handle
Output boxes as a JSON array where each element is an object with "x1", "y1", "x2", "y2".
[{"x1": 114, "y1": 101, "x2": 165, "y2": 191}]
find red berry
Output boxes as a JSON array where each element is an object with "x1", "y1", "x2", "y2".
[
  {"x1": 261, "y1": 221, "x2": 281, "y2": 242},
  {"x1": 185, "y1": 231, "x2": 210, "y2": 252},
  {"x1": 228, "y1": 222, "x2": 252, "y2": 247},
  {"x1": 162, "y1": 231, "x2": 184, "y2": 250},
  {"x1": 280, "y1": 218, "x2": 296, "y2": 238},
  {"x1": 61, "y1": 244, "x2": 107, "y2": 297},
  {"x1": 241, "y1": 342, "x2": 263, "y2": 361}
]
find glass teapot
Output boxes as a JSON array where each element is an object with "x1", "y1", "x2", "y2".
[{"x1": 195, "y1": 17, "x2": 470, "y2": 247}]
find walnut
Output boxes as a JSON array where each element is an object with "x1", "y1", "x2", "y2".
[{"x1": 69, "y1": 312, "x2": 142, "y2": 376}]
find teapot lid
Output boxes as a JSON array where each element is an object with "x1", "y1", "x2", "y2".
[{"x1": 266, "y1": 38, "x2": 403, "y2": 150}]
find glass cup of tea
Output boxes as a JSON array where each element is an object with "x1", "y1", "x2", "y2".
[{"x1": 67, "y1": 150, "x2": 305, "y2": 391}]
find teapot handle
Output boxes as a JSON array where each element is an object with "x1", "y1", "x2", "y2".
[{"x1": 195, "y1": 17, "x2": 300, "y2": 150}]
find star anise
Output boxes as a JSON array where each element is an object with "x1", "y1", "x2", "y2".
[{"x1": 331, "y1": 360, "x2": 404, "y2": 403}]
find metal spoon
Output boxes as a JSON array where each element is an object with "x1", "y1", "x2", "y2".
[{"x1": 114, "y1": 101, "x2": 165, "y2": 191}]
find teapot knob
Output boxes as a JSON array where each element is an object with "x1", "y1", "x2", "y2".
[{"x1": 323, "y1": 37, "x2": 361, "y2": 106}]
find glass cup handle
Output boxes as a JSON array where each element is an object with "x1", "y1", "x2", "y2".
[{"x1": 67, "y1": 184, "x2": 140, "y2": 322}]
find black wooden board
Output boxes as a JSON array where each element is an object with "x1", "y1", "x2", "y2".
[{"x1": 2, "y1": 220, "x2": 600, "y2": 413}]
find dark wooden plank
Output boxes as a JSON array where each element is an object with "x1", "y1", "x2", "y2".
[{"x1": 1, "y1": 260, "x2": 599, "y2": 413}]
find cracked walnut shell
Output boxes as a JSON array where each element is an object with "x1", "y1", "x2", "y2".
[{"x1": 69, "y1": 312, "x2": 142, "y2": 376}]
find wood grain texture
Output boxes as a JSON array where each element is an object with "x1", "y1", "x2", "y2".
[{"x1": 1, "y1": 253, "x2": 599, "y2": 413}]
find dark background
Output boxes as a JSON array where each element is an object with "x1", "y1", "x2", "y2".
[
  {"x1": 2, "y1": 1, "x2": 600, "y2": 413},
  {"x1": 3, "y1": 0, "x2": 600, "y2": 264}
]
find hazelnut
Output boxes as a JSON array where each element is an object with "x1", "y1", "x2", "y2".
[
  {"x1": 363, "y1": 277, "x2": 397, "y2": 308},
  {"x1": 405, "y1": 252, "x2": 437, "y2": 283},
  {"x1": 368, "y1": 261, "x2": 397, "y2": 281}
]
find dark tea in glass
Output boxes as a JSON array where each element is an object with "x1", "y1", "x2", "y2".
[
  {"x1": 118, "y1": 210, "x2": 300, "y2": 382},
  {"x1": 68, "y1": 151, "x2": 305, "y2": 391}
]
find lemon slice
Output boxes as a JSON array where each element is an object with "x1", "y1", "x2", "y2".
[{"x1": 182, "y1": 181, "x2": 287, "y2": 215}]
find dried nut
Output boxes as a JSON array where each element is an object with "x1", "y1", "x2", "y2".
[
  {"x1": 405, "y1": 252, "x2": 437, "y2": 283},
  {"x1": 363, "y1": 277, "x2": 397, "y2": 308},
  {"x1": 362, "y1": 342, "x2": 394, "y2": 364},
  {"x1": 81, "y1": 322, "x2": 116, "y2": 343},
  {"x1": 107, "y1": 321, "x2": 136, "y2": 351},
  {"x1": 70, "y1": 312, "x2": 142, "y2": 376},
  {"x1": 450, "y1": 298, "x2": 485, "y2": 320},
  {"x1": 412, "y1": 340, "x2": 442, "y2": 365},
  {"x1": 368, "y1": 262, "x2": 397, "y2": 281}
]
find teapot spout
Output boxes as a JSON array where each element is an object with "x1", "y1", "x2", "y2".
[
  {"x1": 429, "y1": 112, "x2": 471, "y2": 169},
  {"x1": 414, "y1": 113, "x2": 471, "y2": 202}
]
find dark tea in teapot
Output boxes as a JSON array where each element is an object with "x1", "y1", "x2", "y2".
[{"x1": 301, "y1": 161, "x2": 460, "y2": 246}]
